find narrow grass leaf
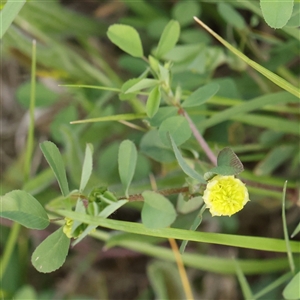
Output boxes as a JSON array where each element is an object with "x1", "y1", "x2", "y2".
[
  {"x1": 118, "y1": 140, "x2": 137, "y2": 198},
  {"x1": 282, "y1": 181, "x2": 295, "y2": 273},
  {"x1": 201, "y1": 91, "x2": 299, "y2": 129},
  {"x1": 234, "y1": 260, "x2": 255, "y2": 299},
  {"x1": 169, "y1": 133, "x2": 205, "y2": 183},
  {"x1": 146, "y1": 86, "x2": 161, "y2": 118},
  {"x1": 254, "y1": 272, "x2": 293, "y2": 299},
  {"x1": 141, "y1": 191, "x2": 177, "y2": 229},
  {"x1": 155, "y1": 20, "x2": 180, "y2": 59},
  {"x1": 70, "y1": 113, "x2": 147, "y2": 124},
  {"x1": 147, "y1": 261, "x2": 185, "y2": 300},
  {"x1": 0, "y1": 190, "x2": 49, "y2": 229},
  {"x1": 107, "y1": 24, "x2": 143, "y2": 57},
  {"x1": 291, "y1": 223, "x2": 300, "y2": 238},
  {"x1": 31, "y1": 227, "x2": 70, "y2": 273},
  {"x1": 125, "y1": 78, "x2": 159, "y2": 94},
  {"x1": 254, "y1": 145, "x2": 296, "y2": 176},
  {"x1": 57, "y1": 210, "x2": 300, "y2": 253},
  {"x1": 182, "y1": 83, "x2": 219, "y2": 108},
  {"x1": 59, "y1": 84, "x2": 120, "y2": 92},
  {"x1": 40, "y1": 141, "x2": 69, "y2": 197},
  {"x1": 79, "y1": 143, "x2": 93, "y2": 192},
  {"x1": 260, "y1": 0, "x2": 294, "y2": 28},
  {"x1": 283, "y1": 271, "x2": 300, "y2": 300},
  {"x1": 0, "y1": 0, "x2": 26, "y2": 39},
  {"x1": 232, "y1": 114, "x2": 300, "y2": 135},
  {"x1": 159, "y1": 116, "x2": 191, "y2": 147},
  {"x1": 194, "y1": 17, "x2": 300, "y2": 98}
]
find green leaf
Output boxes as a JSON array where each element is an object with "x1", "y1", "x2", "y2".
[
  {"x1": 79, "y1": 143, "x2": 93, "y2": 191},
  {"x1": 260, "y1": 0, "x2": 294, "y2": 29},
  {"x1": 40, "y1": 141, "x2": 69, "y2": 197},
  {"x1": 194, "y1": 17, "x2": 300, "y2": 98},
  {"x1": 146, "y1": 86, "x2": 161, "y2": 118},
  {"x1": 283, "y1": 271, "x2": 300, "y2": 300},
  {"x1": 57, "y1": 210, "x2": 300, "y2": 253},
  {"x1": 172, "y1": 1, "x2": 201, "y2": 27},
  {"x1": 31, "y1": 227, "x2": 70, "y2": 273},
  {"x1": 218, "y1": 3, "x2": 246, "y2": 30},
  {"x1": 118, "y1": 140, "x2": 137, "y2": 198},
  {"x1": 147, "y1": 261, "x2": 185, "y2": 300},
  {"x1": 182, "y1": 83, "x2": 220, "y2": 108},
  {"x1": 125, "y1": 78, "x2": 159, "y2": 94},
  {"x1": 71, "y1": 113, "x2": 146, "y2": 124},
  {"x1": 72, "y1": 200, "x2": 128, "y2": 246},
  {"x1": 291, "y1": 223, "x2": 300, "y2": 238},
  {"x1": 107, "y1": 24, "x2": 144, "y2": 57},
  {"x1": 140, "y1": 130, "x2": 176, "y2": 163},
  {"x1": 155, "y1": 20, "x2": 180, "y2": 59},
  {"x1": 204, "y1": 148, "x2": 244, "y2": 180},
  {"x1": 0, "y1": 190, "x2": 49, "y2": 230},
  {"x1": 0, "y1": 0, "x2": 26, "y2": 39},
  {"x1": 159, "y1": 116, "x2": 191, "y2": 147},
  {"x1": 141, "y1": 191, "x2": 177, "y2": 229},
  {"x1": 254, "y1": 145, "x2": 296, "y2": 176},
  {"x1": 234, "y1": 261, "x2": 254, "y2": 299},
  {"x1": 201, "y1": 91, "x2": 299, "y2": 129},
  {"x1": 148, "y1": 107, "x2": 177, "y2": 127},
  {"x1": 14, "y1": 285, "x2": 37, "y2": 300},
  {"x1": 16, "y1": 81, "x2": 58, "y2": 108},
  {"x1": 168, "y1": 133, "x2": 205, "y2": 183}
]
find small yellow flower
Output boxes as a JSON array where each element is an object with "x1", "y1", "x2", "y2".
[
  {"x1": 203, "y1": 175, "x2": 249, "y2": 217},
  {"x1": 63, "y1": 217, "x2": 74, "y2": 238}
]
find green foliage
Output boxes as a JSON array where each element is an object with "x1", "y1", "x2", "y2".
[
  {"x1": 79, "y1": 144, "x2": 93, "y2": 192},
  {"x1": 107, "y1": 24, "x2": 144, "y2": 57},
  {"x1": 182, "y1": 83, "x2": 220, "y2": 108},
  {"x1": 283, "y1": 272, "x2": 300, "y2": 300},
  {"x1": 40, "y1": 141, "x2": 69, "y2": 197},
  {"x1": 0, "y1": 190, "x2": 49, "y2": 229},
  {"x1": 118, "y1": 140, "x2": 137, "y2": 198},
  {"x1": 155, "y1": 20, "x2": 180, "y2": 59},
  {"x1": 146, "y1": 86, "x2": 161, "y2": 118},
  {"x1": 260, "y1": 0, "x2": 294, "y2": 28},
  {"x1": 141, "y1": 191, "x2": 177, "y2": 229},
  {"x1": 2, "y1": 1, "x2": 300, "y2": 298},
  {"x1": 0, "y1": 0, "x2": 26, "y2": 39},
  {"x1": 159, "y1": 116, "x2": 191, "y2": 147},
  {"x1": 31, "y1": 227, "x2": 70, "y2": 273}
]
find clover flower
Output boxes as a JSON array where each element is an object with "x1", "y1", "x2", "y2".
[{"x1": 203, "y1": 175, "x2": 249, "y2": 217}]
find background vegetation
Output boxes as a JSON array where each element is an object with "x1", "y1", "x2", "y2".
[{"x1": 1, "y1": 0, "x2": 299, "y2": 299}]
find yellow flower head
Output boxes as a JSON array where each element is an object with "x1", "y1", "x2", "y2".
[{"x1": 203, "y1": 175, "x2": 249, "y2": 217}]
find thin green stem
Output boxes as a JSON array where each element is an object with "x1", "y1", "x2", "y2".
[
  {"x1": 0, "y1": 222, "x2": 21, "y2": 280},
  {"x1": 24, "y1": 40, "x2": 36, "y2": 182}
]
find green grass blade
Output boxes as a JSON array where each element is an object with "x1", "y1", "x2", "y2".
[
  {"x1": 70, "y1": 113, "x2": 147, "y2": 124},
  {"x1": 194, "y1": 17, "x2": 300, "y2": 98},
  {"x1": 282, "y1": 181, "x2": 295, "y2": 273},
  {"x1": 234, "y1": 260, "x2": 255, "y2": 299},
  {"x1": 0, "y1": 0, "x2": 26, "y2": 39},
  {"x1": 60, "y1": 84, "x2": 121, "y2": 92},
  {"x1": 201, "y1": 91, "x2": 298, "y2": 129},
  {"x1": 23, "y1": 40, "x2": 36, "y2": 182},
  {"x1": 88, "y1": 229, "x2": 297, "y2": 275},
  {"x1": 254, "y1": 272, "x2": 292, "y2": 299},
  {"x1": 57, "y1": 210, "x2": 300, "y2": 253}
]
